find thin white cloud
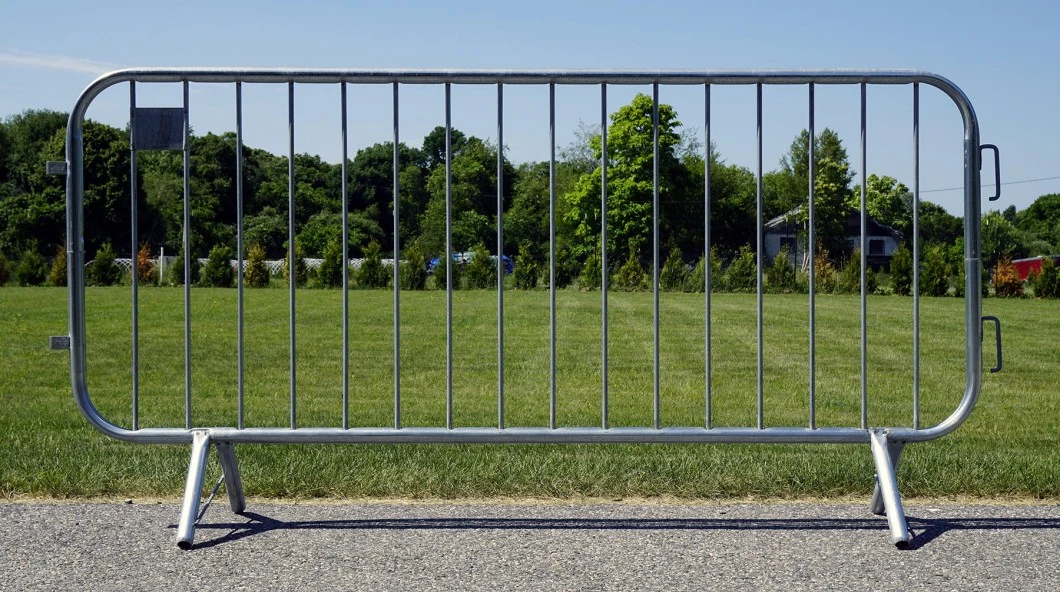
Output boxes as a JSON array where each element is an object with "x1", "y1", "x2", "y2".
[{"x1": 0, "y1": 50, "x2": 120, "y2": 75}]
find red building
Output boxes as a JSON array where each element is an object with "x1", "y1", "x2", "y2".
[{"x1": 1012, "y1": 256, "x2": 1060, "y2": 281}]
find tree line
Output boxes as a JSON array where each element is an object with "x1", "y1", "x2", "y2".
[{"x1": 2, "y1": 99, "x2": 1058, "y2": 296}]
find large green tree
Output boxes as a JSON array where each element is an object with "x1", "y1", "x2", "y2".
[
  {"x1": 564, "y1": 94, "x2": 687, "y2": 264},
  {"x1": 769, "y1": 128, "x2": 855, "y2": 260},
  {"x1": 418, "y1": 137, "x2": 513, "y2": 256}
]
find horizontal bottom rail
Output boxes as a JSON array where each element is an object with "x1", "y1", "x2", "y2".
[{"x1": 104, "y1": 426, "x2": 928, "y2": 445}]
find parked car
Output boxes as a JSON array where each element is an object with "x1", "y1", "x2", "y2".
[{"x1": 428, "y1": 252, "x2": 512, "y2": 275}]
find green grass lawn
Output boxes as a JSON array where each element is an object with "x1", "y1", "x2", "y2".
[{"x1": 1, "y1": 286, "x2": 1057, "y2": 500}]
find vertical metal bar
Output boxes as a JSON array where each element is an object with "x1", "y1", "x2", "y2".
[
  {"x1": 341, "y1": 82, "x2": 349, "y2": 430},
  {"x1": 288, "y1": 81, "x2": 297, "y2": 430},
  {"x1": 236, "y1": 82, "x2": 245, "y2": 430},
  {"x1": 129, "y1": 81, "x2": 139, "y2": 431},
  {"x1": 860, "y1": 82, "x2": 868, "y2": 430},
  {"x1": 912, "y1": 83, "x2": 921, "y2": 430},
  {"x1": 549, "y1": 83, "x2": 557, "y2": 430},
  {"x1": 497, "y1": 82, "x2": 505, "y2": 429},
  {"x1": 445, "y1": 82, "x2": 453, "y2": 430},
  {"x1": 600, "y1": 83, "x2": 609, "y2": 430},
  {"x1": 808, "y1": 83, "x2": 816, "y2": 430},
  {"x1": 755, "y1": 83, "x2": 764, "y2": 430},
  {"x1": 392, "y1": 82, "x2": 401, "y2": 430},
  {"x1": 183, "y1": 80, "x2": 192, "y2": 430},
  {"x1": 704, "y1": 83, "x2": 712, "y2": 429},
  {"x1": 652, "y1": 82, "x2": 661, "y2": 430}
]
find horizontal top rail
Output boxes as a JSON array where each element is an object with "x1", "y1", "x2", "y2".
[{"x1": 86, "y1": 67, "x2": 961, "y2": 85}]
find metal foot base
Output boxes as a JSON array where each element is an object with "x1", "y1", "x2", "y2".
[
  {"x1": 869, "y1": 430, "x2": 911, "y2": 547},
  {"x1": 175, "y1": 432, "x2": 247, "y2": 550},
  {"x1": 870, "y1": 440, "x2": 905, "y2": 516}
]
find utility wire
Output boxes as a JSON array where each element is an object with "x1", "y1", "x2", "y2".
[{"x1": 922, "y1": 175, "x2": 1060, "y2": 193}]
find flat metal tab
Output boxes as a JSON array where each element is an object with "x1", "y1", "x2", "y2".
[
  {"x1": 49, "y1": 336, "x2": 71, "y2": 350},
  {"x1": 45, "y1": 161, "x2": 68, "y2": 175},
  {"x1": 132, "y1": 107, "x2": 184, "y2": 150}
]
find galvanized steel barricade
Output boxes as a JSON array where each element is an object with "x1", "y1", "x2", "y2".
[{"x1": 55, "y1": 69, "x2": 1004, "y2": 550}]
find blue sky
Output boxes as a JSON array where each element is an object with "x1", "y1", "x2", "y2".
[{"x1": 2, "y1": 0, "x2": 1057, "y2": 216}]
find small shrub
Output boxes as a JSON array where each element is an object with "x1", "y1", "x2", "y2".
[
  {"x1": 356, "y1": 240, "x2": 389, "y2": 289},
  {"x1": 685, "y1": 253, "x2": 706, "y2": 293},
  {"x1": 283, "y1": 243, "x2": 308, "y2": 287},
  {"x1": 0, "y1": 253, "x2": 10, "y2": 285},
  {"x1": 814, "y1": 248, "x2": 837, "y2": 294},
  {"x1": 401, "y1": 244, "x2": 429, "y2": 290},
  {"x1": 725, "y1": 246, "x2": 757, "y2": 293},
  {"x1": 464, "y1": 242, "x2": 497, "y2": 290},
  {"x1": 921, "y1": 245, "x2": 950, "y2": 297},
  {"x1": 135, "y1": 243, "x2": 156, "y2": 285},
  {"x1": 1031, "y1": 258, "x2": 1060, "y2": 299},
  {"x1": 836, "y1": 250, "x2": 859, "y2": 295},
  {"x1": 612, "y1": 250, "x2": 647, "y2": 291},
  {"x1": 48, "y1": 244, "x2": 67, "y2": 287},
  {"x1": 512, "y1": 242, "x2": 539, "y2": 290},
  {"x1": 15, "y1": 248, "x2": 48, "y2": 286},
  {"x1": 432, "y1": 253, "x2": 463, "y2": 290},
  {"x1": 165, "y1": 248, "x2": 199, "y2": 286},
  {"x1": 551, "y1": 244, "x2": 578, "y2": 289},
  {"x1": 659, "y1": 248, "x2": 687, "y2": 292},
  {"x1": 200, "y1": 245, "x2": 234, "y2": 288},
  {"x1": 317, "y1": 240, "x2": 345, "y2": 289},
  {"x1": 766, "y1": 246, "x2": 797, "y2": 293},
  {"x1": 579, "y1": 248, "x2": 602, "y2": 290},
  {"x1": 992, "y1": 256, "x2": 1023, "y2": 298},
  {"x1": 245, "y1": 243, "x2": 270, "y2": 288},
  {"x1": 86, "y1": 242, "x2": 121, "y2": 286},
  {"x1": 890, "y1": 244, "x2": 913, "y2": 296}
]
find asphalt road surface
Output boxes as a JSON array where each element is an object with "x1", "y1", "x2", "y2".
[{"x1": 1, "y1": 500, "x2": 1057, "y2": 591}]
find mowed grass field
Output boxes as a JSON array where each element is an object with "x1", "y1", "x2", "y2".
[{"x1": 1, "y1": 286, "x2": 1057, "y2": 500}]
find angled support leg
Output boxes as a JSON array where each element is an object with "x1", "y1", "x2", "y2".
[
  {"x1": 214, "y1": 441, "x2": 246, "y2": 514},
  {"x1": 870, "y1": 439, "x2": 905, "y2": 515},
  {"x1": 869, "y1": 430, "x2": 911, "y2": 548},
  {"x1": 176, "y1": 430, "x2": 211, "y2": 550}
]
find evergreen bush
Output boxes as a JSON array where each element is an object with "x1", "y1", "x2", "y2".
[
  {"x1": 200, "y1": 245, "x2": 234, "y2": 288},
  {"x1": 921, "y1": 245, "x2": 950, "y2": 297},
  {"x1": 432, "y1": 253, "x2": 463, "y2": 290},
  {"x1": 612, "y1": 250, "x2": 647, "y2": 291},
  {"x1": 48, "y1": 244, "x2": 67, "y2": 287},
  {"x1": 356, "y1": 240, "x2": 389, "y2": 289},
  {"x1": 400, "y1": 244, "x2": 429, "y2": 290},
  {"x1": 283, "y1": 243, "x2": 308, "y2": 287},
  {"x1": 890, "y1": 244, "x2": 912, "y2": 296},
  {"x1": 317, "y1": 240, "x2": 345, "y2": 289},
  {"x1": 0, "y1": 253, "x2": 10, "y2": 285},
  {"x1": 165, "y1": 248, "x2": 200, "y2": 286},
  {"x1": 86, "y1": 242, "x2": 121, "y2": 286},
  {"x1": 766, "y1": 246, "x2": 797, "y2": 293},
  {"x1": 725, "y1": 246, "x2": 756, "y2": 292},
  {"x1": 1031, "y1": 258, "x2": 1060, "y2": 299},
  {"x1": 579, "y1": 248, "x2": 602, "y2": 290},
  {"x1": 659, "y1": 247, "x2": 687, "y2": 292},
  {"x1": 464, "y1": 242, "x2": 497, "y2": 289},
  {"x1": 245, "y1": 243, "x2": 270, "y2": 288},
  {"x1": 15, "y1": 248, "x2": 48, "y2": 286},
  {"x1": 512, "y1": 242, "x2": 539, "y2": 290}
]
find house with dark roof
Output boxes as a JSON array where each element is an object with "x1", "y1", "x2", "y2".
[{"x1": 764, "y1": 207, "x2": 903, "y2": 270}]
